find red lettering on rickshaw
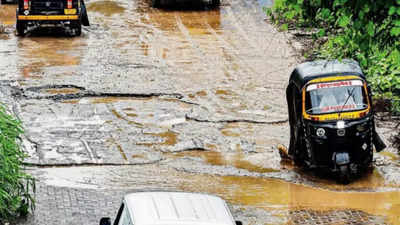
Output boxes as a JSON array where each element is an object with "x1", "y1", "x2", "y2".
[
  {"x1": 321, "y1": 104, "x2": 356, "y2": 112},
  {"x1": 316, "y1": 81, "x2": 352, "y2": 89}
]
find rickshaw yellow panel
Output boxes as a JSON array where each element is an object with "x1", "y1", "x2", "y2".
[
  {"x1": 17, "y1": 15, "x2": 79, "y2": 20},
  {"x1": 64, "y1": 9, "x2": 77, "y2": 15},
  {"x1": 307, "y1": 75, "x2": 362, "y2": 84}
]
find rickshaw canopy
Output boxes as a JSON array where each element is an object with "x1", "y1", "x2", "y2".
[{"x1": 289, "y1": 59, "x2": 365, "y2": 90}]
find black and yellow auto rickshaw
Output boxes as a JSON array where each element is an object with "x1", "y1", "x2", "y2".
[{"x1": 285, "y1": 59, "x2": 386, "y2": 183}]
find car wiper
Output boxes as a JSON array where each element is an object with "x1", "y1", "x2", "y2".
[{"x1": 338, "y1": 87, "x2": 355, "y2": 118}]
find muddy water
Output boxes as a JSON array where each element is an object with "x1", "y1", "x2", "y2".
[
  {"x1": 2, "y1": 0, "x2": 400, "y2": 224},
  {"x1": 35, "y1": 165, "x2": 400, "y2": 224}
]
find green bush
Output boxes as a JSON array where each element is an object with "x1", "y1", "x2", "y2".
[
  {"x1": 0, "y1": 104, "x2": 35, "y2": 224},
  {"x1": 267, "y1": 0, "x2": 400, "y2": 113}
]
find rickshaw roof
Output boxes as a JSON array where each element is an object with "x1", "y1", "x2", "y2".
[{"x1": 289, "y1": 59, "x2": 365, "y2": 89}]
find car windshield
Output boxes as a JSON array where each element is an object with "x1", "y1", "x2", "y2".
[{"x1": 305, "y1": 80, "x2": 368, "y2": 115}]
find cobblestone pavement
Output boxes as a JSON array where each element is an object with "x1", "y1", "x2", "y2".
[{"x1": 19, "y1": 182, "x2": 388, "y2": 225}]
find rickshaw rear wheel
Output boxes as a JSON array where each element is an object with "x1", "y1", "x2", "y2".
[
  {"x1": 16, "y1": 20, "x2": 26, "y2": 37},
  {"x1": 71, "y1": 21, "x2": 82, "y2": 36},
  {"x1": 151, "y1": 0, "x2": 160, "y2": 7},
  {"x1": 338, "y1": 165, "x2": 350, "y2": 184},
  {"x1": 211, "y1": 0, "x2": 220, "y2": 7}
]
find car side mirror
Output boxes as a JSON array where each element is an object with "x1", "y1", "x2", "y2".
[
  {"x1": 99, "y1": 217, "x2": 111, "y2": 225},
  {"x1": 235, "y1": 221, "x2": 243, "y2": 225}
]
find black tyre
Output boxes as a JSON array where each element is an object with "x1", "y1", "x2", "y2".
[
  {"x1": 151, "y1": 0, "x2": 160, "y2": 8},
  {"x1": 211, "y1": 0, "x2": 220, "y2": 7},
  {"x1": 16, "y1": 20, "x2": 26, "y2": 36},
  {"x1": 71, "y1": 21, "x2": 81, "y2": 36},
  {"x1": 338, "y1": 165, "x2": 350, "y2": 184}
]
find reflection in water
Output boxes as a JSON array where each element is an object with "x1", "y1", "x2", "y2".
[
  {"x1": 178, "y1": 174, "x2": 400, "y2": 225},
  {"x1": 39, "y1": 164, "x2": 400, "y2": 224},
  {"x1": 18, "y1": 37, "x2": 85, "y2": 78},
  {"x1": 87, "y1": 0, "x2": 125, "y2": 16},
  {"x1": 148, "y1": 8, "x2": 221, "y2": 33},
  {"x1": 44, "y1": 88, "x2": 82, "y2": 94},
  {"x1": 0, "y1": 5, "x2": 17, "y2": 25},
  {"x1": 168, "y1": 150, "x2": 280, "y2": 173}
]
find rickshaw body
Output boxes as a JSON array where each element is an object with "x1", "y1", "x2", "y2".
[{"x1": 286, "y1": 60, "x2": 385, "y2": 182}]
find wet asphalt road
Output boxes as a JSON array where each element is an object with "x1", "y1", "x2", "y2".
[{"x1": 1, "y1": 0, "x2": 400, "y2": 224}]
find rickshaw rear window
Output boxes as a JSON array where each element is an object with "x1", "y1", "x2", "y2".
[{"x1": 305, "y1": 80, "x2": 368, "y2": 115}]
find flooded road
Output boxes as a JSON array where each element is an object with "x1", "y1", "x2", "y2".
[{"x1": 1, "y1": 0, "x2": 400, "y2": 224}]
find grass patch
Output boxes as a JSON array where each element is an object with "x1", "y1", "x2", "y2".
[{"x1": 0, "y1": 104, "x2": 35, "y2": 224}]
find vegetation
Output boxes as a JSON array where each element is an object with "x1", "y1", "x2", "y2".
[
  {"x1": 266, "y1": 0, "x2": 400, "y2": 113},
  {"x1": 0, "y1": 104, "x2": 35, "y2": 224}
]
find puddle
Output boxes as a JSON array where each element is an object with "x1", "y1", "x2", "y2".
[
  {"x1": 0, "y1": 5, "x2": 17, "y2": 25},
  {"x1": 167, "y1": 150, "x2": 279, "y2": 173},
  {"x1": 379, "y1": 151, "x2": 399, "y2": 161},
  {"x1": 111, "y1": 109, "x2": 144, "y2": 127},
  {"x1": 36, "y1": 164, "x2": 400, "y2": 224},
  {"x1": 211, "y1": 176, "x2": 400, "y2": 225},
  {"x1": 107, "y1": 138, "x2": 128, "y2": 161},
  {"x1": 215, "y1": 89, "x2": 235, "y2": 95},
  {"x1": 44, "y1": 88, "x2": 82, "y2": 95},
  {"x1": 89, "y1": 97, "x2": 152, "y2": 104},
  {"x1": 18, "y1": 37, "x2": 84, "y2": 77},
  {"x1": 61, "y1": 99, "x2": 80, "y2": 104},
  {"x1": 221, "y1": 129, "x2": 240, "y2": 137},
  {"x1": 126, "y1": 113, "x2": 138, "y2": 117},
  {"x1": 139, "y1": 131, "x2": 178, "y2": 146},
  {"x1": 87, "y1": 0, "x2": 125, "y2": 16}
]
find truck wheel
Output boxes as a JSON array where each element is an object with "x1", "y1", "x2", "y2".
[
  {"x1": 338, "y1": 165, "x2": 350, "y2": 184},
  {"x1": 16, "y1": 20, "x2": 26, "y2": 36}
]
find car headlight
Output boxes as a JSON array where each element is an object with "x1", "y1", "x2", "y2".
[{"x1": 316, "y1": 128, "x2": 326, "y2": 137}]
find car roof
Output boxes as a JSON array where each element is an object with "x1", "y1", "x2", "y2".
[
  {"x1": 123, "y1": 192, "x2": 236, "y2": 225},
  {"x1": 289, "y1": 59, "x2": 365, "y2": 89}
]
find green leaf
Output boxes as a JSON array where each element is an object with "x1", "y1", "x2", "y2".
[
  {"x1": 280, "y1": 23, "x2": 288, "y2": 31},
  {"x1": 317, "y1": 28, "x2": 326, "y2": 37},
  {"x1": 397, "y1": 7, "x2": 400, "y2": 15},
  {"x1": 366, "y1": 21, "x2": 375, "y2": 36},
  {"x1": 391, "y1": 27, "x2": 400, "y2": 36},
  {"x1": 389, "y1": 6, "x2": 396, "y2": 15},
  {"x1": 320, "y1": 8, "x2": 331, "y2": 19},
  {"x1": 337, "y1": 15, "x2": 351, "y2": 28}
]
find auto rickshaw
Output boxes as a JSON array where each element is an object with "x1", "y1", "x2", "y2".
[
  {"x1": 285, "y1": 59, "x2": 386, "y2": 183},
  {"x1": 15, "y1": 0, "x2": 89, "y2": 36}
]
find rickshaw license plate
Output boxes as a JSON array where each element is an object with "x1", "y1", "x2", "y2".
[{"x1": 64, "y1": 9, "x2": 77, "y2": 15}]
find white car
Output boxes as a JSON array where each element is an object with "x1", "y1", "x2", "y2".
[{"x1": 99, "y1": 192, "x2": 242, "y2": 225}]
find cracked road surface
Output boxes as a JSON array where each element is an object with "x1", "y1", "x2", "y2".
[{"x1": 1, "y1": 0, "x2": 400, "y2": 224}]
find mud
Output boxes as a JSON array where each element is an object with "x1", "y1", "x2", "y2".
[
  {"x1": 31, "y1": 165, "x2": 400, "y2": 224},
  {"x1": 1, "y1": 0, "x2": 400, "y2": 224}
]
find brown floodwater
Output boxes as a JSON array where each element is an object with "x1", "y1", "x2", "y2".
[
  {"x1": 0, "y1": 5, "x2": 16, "y2": 25},
  {"x1": 44, "y1": 88, "x2": 82, "y2": 94},
  {"x1": 167, "y1": 149, "x2": 280, "y2": 173},
  {"x1": 177, "y1": 172, "x2": 400, "y2": 225},
  {"x1": 87, "y1": 0, "x2": 125, "y2": 16},
  {"x1": 138, "y1": 130, "x2": 178, "y2": 146},
  {"x1": 3, "y1": 0, "x2": 399, "y2": 223}
]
